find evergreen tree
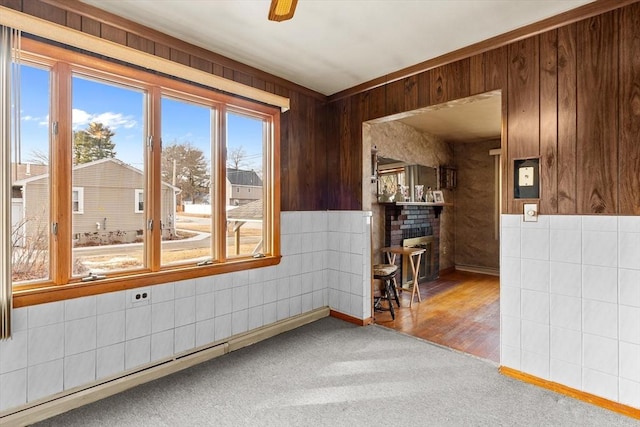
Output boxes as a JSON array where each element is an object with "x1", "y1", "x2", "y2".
[{"x1": 73, "y1": 122, "x2": 117, "y2": 164}]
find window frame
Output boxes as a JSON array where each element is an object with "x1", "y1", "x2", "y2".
[
  {"x1": 12, "y1": 38, "x2": 281, "y2": 308},
  {"x1": 134, "y1": 189, "x2": 144, "y2": 214},
  {"x1": 72, "y1": 187, "x2": 84, "y2": 214}
]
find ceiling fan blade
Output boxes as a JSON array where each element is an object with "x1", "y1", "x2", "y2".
[{"x1": 268, "y1": 0, "x2": 298, "y2": 22}]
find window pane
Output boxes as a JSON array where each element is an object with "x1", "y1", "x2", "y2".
[
  {"x1": 12, "y1": 64, "x2": 51, "y2": 284},
  {"x1": 71, "y1": 75, "x2": 146, "y2": 276},
  {"x1": 161, "y1": 96, "x2": 212, "y2": 266},
  {"x1": 226, "y1": 112, "x2": 264, "y2": 258}
]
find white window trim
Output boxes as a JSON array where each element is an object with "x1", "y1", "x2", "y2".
[
  {"x1": 135, "y1": 189, "x2": 144, "y2": 213},
  {"x1": 72, "y1": 187, "x2": 84, "y2": 214}
]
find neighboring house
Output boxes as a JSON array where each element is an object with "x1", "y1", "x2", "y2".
[
  {"x1": 226, "y1": 168, "x2": 262, "y2": 206},
  {"x1": 12, "y1": 158, "x2": 179, "y2": 245}
]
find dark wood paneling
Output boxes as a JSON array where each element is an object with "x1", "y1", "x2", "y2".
[
  {"x1": 557, "y1": 23, "x2": 578, "y2": 214},
  {"x1": 416, "y1": 71, "x2": 430, "y2": 107},
  {"x1": 65, "y1": 11, "x2": 81, "y2": 31},
  {"x1": 23, "y1": 0, "x2": 65, "y2": 24},
  {"x1": 385, "y1": 75, "x2": 418, "y2": 117},
  {"x1": 81, "y1": 16, "x2": 100, "y2": 37},
  {"x1": 190, "y1": 56, "x2": 212, "y2": 74},
  {"x1": 539, "y1": 30, "x2": 558, "y2": 214},
  {"x1": 170, "y1": 49, "x2": 190, "y2": 67},
  {"x1": 361, "y1": 86, "x2": 386, "y2": 122},
  {"x1": 470, "y1": 53, "x2": 485, "y2": 95},
  {"x1": 507, "y1": 36, "x2": 540, "y2": 212},
  {"x1": 429, "y1": 59, "x2": 471, "y2": 105},
  {"x1": 127, "y1": 33, "x2": 154, "y2": 55},
  {"x1": 484, "y1": 46, "x2": 508, "y2": 92},
  {"x1": 102, "y1": 24, "x2": 127, "y2": 46},
  {"x1": 0, "y1": 0, "x2": 21, "y2": 10},
  {"x1": 576, "y1": 11, "x2": 618, "y2": 214},
  {"x1": 618, "y1": 2, "x2": 640, "y2": 215}
]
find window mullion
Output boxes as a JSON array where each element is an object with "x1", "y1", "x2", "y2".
[
  {"x1": 51, "y1": 62, "x2": 72, "y2": 284},
  {"x1": 213, "y1": 107, "x2": 226, "y2": 261},
  {"x1": 148, "y1": 86, "x2": 162, "y2": 271}
]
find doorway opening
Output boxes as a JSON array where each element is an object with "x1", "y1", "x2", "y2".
[{"x1": 363, "y1": 91, "x2": 502, "y2": 363}]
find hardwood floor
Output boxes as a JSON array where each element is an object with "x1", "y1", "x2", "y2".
[{"x1": 374, "y1": 270, "x2": 500, "y2": 363}]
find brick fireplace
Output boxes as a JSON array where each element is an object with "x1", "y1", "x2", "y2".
[{"x1": 383, "y1": 203, "x2": 441, "y2": 284}]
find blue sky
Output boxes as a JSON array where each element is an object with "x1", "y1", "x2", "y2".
[{"x1": 19, "y1": 64, "x2": 264, "y2": 172}]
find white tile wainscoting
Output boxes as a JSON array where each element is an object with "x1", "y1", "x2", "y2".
[
  {"x1": 501, "y1": 214, "x2": 640, "y2": 410},
  {"x1": 0, "y1": 211, "x2": 373, "y2": 414}
]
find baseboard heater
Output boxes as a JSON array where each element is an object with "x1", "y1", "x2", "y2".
[{"x1": 1, "y1": 307, "x2": 330, "y2": 427}]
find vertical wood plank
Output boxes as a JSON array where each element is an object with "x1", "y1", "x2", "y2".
[
  {"x1": 101, "y1": 24, "x2": 127, "y2": 46},
  {"x1": 127, "y1": 34, "x2": 154, "y2": 55},
  {"x1": 154, "y1": 43, "x2": 171, "y2": 60},
  {"x1": 0, "y1": 0, "x2": 22, "y2": 10},
  {"x1": 170, "y1": 49, "x2": 190, "y2": 66},
  {"x1": 65, "y1": 11, "x2": 82, "y2": 31},
  {"x1": 326, "y1": 101, "x2": 340, "y2": 210},
  {"x1": 618, "y1": 2, "x2": 640, "y2": 215},
  {"x1": 430, "y1": 59, "x2": 471, "y2": 105},
  {"x1": 233, "y1": 71, "x2": 252, "y2": 87},
  {"x1": 362, "y1": 85, "x2": 386, "y2": 122},
  {"x1": 557, "y1": 23, "x2": 578, "y2": 214},
  {"x1": 23, "y1": 0, "x2": 65, "y2": 24},
  {"x1": 539, "y1": 29, "x2": 558, "y2": 214},
  {"x1": 507, "y1": 36, "x2": 540, "y2": 213},
  {"x1": 385, "y1": 75, "x2": 418, "y2": 116},
  {"x1": 81, "y1": 16, "x2": 100, "y2": 37},
  {"x1": 470, "y1": 53, "x2": 485, "y2": 95},
  {"x1": 576, "y1": 11, "x2": 618, "y2": 214},
  {"x1": 190, "y1": 56, "x2": 212, "y2": 74},
  {"x1": 417, "y1": 71, "x2": 430, "y2": 108}
]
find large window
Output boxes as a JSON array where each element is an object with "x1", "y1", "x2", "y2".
[{"x1": 10, "y1": 39, "x2": 280, "y2": 302}]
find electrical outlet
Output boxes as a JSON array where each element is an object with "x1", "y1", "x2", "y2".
[{"x1": 131, "y1": 288, "x2": 150, "y2": 306}]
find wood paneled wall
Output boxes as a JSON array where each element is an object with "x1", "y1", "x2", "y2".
[
  {"x1": 327, "y1": 1, "x2": 640, "y2": 215},
  {"x1": 4, "y1": 0, "x2": 329, "y2": 212}
]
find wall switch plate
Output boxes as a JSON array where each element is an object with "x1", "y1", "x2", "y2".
[{"x1": 523, "y1": 203, "x2": 538, "y2": 222}]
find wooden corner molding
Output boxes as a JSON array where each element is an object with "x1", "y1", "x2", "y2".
[{"x1": 499, "y1": 366, "x2": 640, "y2": 421}]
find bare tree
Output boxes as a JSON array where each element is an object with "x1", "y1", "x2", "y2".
[
  {"x1": 27, "y1": 149, "x2": 49, "y2": 165},
  {"x1": 227, "y1": 146, "x2": 247, "y2": 170},
  {"x1": 161, "y1": 142, "x2": 210, "y2": 204},
  {"x1": 11, "y1": 213, "x2": 49, "y2": 283}
]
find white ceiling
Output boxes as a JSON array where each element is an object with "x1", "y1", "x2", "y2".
[{"x1": 80, "y1": 0, "x2": 594, "y2": 96}]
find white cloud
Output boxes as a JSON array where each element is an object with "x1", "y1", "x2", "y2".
[{"x1": 72, "y1": 108, "x2": 137, "y2": 131}]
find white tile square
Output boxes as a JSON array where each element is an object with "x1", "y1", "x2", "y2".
[
  {"x1": 65, "y1": 317, "x2": 97, "y2": 356},
  {"x1": 582, "y1": 265, "x2": 617, "y2": 303},
  {"x1": 174, "y1": 279, "x2": 195, "y2": 299},
  {"x1": 276, "y1": 299, "x2": 290, "y2": 321},
  {"x1": 500, "y1": 257, "x2": 521, "y2": 287},
  {"x1": 301, "y1": 293, "x2": 314, "y2": 314},
  {"x1": 151, "y1": 330, "x2": 174, "y2": 361},
  {"x1": 195, "y1": 319, "x2": 215, "y2": 347},
  {"x1": 549, "y1": 229, "x2": 581, "y2": 264},
  {"x1": 521, "y1": 259, "x2": 549, "y2": 292},
  {"x1": 521, "y1": 350, "x2": 549, "y2": 380},
  {"x1": 27, "y1": 359, "x2": 63, "y2": 402},
  {"x1": 582, "y1": 367, "x2": 618, "y2": 401},
  {"x1": 500, "y1": 345, "x2": 520, "y2": 370},
  {"x1": 96, "y1": 291, "x2": 126, "y2": 314},
  {"x1": 501, "y1": 316, "x2": 521, "y2": 348},
  {"x1": 290, "y1": 278, "x2": 302, "y2": 297},
  {"x1": 174, "y1": 324, "x2": 195, "y2": 354},
  {"x1": 521, "y1": 228, "x2": 550, "y2": 260},
  {"x1": 521, "y1": 290, "x2": 549, "y2": 324},
  {"x1": 288, "y1": 254, "x2": 302, "y2": 277},
  {"x1": 289, "y1": 296, "x2": 302, "y2": 317},
  {"x1": 620, "y1": 216, "x2": 640, "y2": 233},
  {"x1": 248, "y1": 267, "x2": 264, "y2": 285},
  {"x1": 195, "y1": 276, "x2": 215, "y2": 295},
  {"x1": 263, "y1": 302, "x2": 277, "y2": 326},
  {"x1": 0, "y1": 330, "x2": 28, "y2": 373},
  {"x1": 0, "y1": 368, "x2": 27, "y2": 411},
  {"x1": 582, "y1": 216, "x2": 617, "y2": 232},
  {"x1": 619, "y1": 305, "x2": 640, "y2": 344},
  {"x1": 550, "y1": 215, "x2": 581, "y2": 230},
  {"x1": 196, "y1": 292, "x2": 215, "y2": 322},
  {"x1": 550, "y1": 327, "x2": 581, "y2": 364},
  {"x1": 550, "y1": 294, "x2": 581, "y2": 331},
  {"x1": 232, "y1": 270, "x2": 249, "y2": 287},
  {"x1": 125, "y1": 305, "x2": 151, "y2": 340},
  {"x1": 501, "y1": 226, "x2": 521, "y2": 258},
  {"x1": 583, "y1": 333, "x2": 618, "y2": 376},
  {"x1": 619, "y1": 269, "x2": 640, "y2": 308},
  {"x1": 215, "y1": 288, "x2": 233, "y2": 316},
  {"x1": 582, "y1": 231, "x2": 617, "y2": 267},
  {"x1": 501, "y1": 214, "x2": 521, "y2": 228},
  {"x1": 96, "y1": 343, "x2": 124, "y2": 379},
  {"x1": 28, "y1": 324, "x2": 64, "y2": 365},
  {"x1": 214, "y1": 314, "x2": 232, "y2": 341},
  {"x1": 277, "y1": 277, "x2": 290, "y2": 300},
  {"x1": 301, "y1": 273, "x2": 314, "y2": 295},
  {"x1": 231, "y1": 309, "x2": 249, "y2": 335},
  {"x1": 12, "y1": 308, "x2": 28, "y2": 332},
  {"x1": 262, "y1": 280, "x2": 277, "y2": 305},
  {"x1": 28, "y1": 301, "x2": 64, "y2": 328},
  {"x1": 63, "y1": 350, "x2": 95, "y2": 390},
  {"x1": 125, "y1": 336, "x2": 150, "y2": 370},
  {"x1": 521, "y1": 320, "x2": 550, "y2": 356},
  {"x1": 151, "y1": 301, "x2": 175, "y2": 333},
  {"x1": 619, "y1": 342, "x2": 640, "y2": 382},
  {"x1": 248, "y1": 306, "x2": 263, "y2": 330},
  {"x1": 500, "y1": 287, "x2": 520, "y2": 318},
  {"x1": 549, "y1": 262, "x2": 581, "y2": 297},
  {"x1": 175, "y1": 296, "x2": 196, "y2": 327},
  {"x1": 619, "y1": 379, "x2": 640, "y2": 408},
  {"x1": 582, "y1": 300, "x2": 617, "y2": 339},
  {"x1": 550, "y1": 359, "x2": 581, "y2": 390},
  {"x1": 96, "y1": 311, "x2": 125, "y2": 348},
  {"x1": 65, "y1": 296, "x2": 96, "y2": 321},
  {"x1": 619, "y1": 232, "x2": 640, "y2": 270},
  {"x1": 152, "y1": 282, "x2": 175, "y2": 303}
]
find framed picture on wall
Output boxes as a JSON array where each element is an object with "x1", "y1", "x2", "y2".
[{"x1": 433, "y1": 190, "x2": 444, "y2": 203}]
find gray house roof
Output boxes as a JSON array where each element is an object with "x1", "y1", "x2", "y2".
[
  {"x1": 227, "y1": 168, "x2": 262, "y2": 186},
  {"x1": 227, "y1": 199, "x2": 262, "y2": 221}
]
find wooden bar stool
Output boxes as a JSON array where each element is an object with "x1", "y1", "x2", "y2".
[{"x1": 373, "y1": 263, "x2": 399, "y2": 319}]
